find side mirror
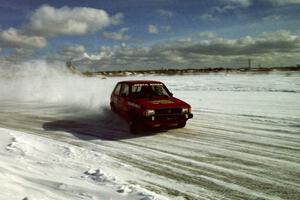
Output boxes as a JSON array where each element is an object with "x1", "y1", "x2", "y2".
[{"x1": 121, "y1": 93, "x2": 127, "y2": 98}]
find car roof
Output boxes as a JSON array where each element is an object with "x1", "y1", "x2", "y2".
[{"x1": 117, "y1": 80, "x2": 164, "y2": 85}]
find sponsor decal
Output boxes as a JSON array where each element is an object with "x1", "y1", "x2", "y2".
[
  {"x1": 133, "y1": 83, "x2": 148, "y2": 86},
  {"x1": 149, "y1": 100, "x2": 174, "y2": 104},
  {"x1": 150, "y1": 83, "x2": 163, "y2": 86},
  {"x1": 133, "y1": 83, "x2": 163, "y2": 86}
]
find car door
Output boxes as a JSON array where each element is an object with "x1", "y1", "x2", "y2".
[
  {"x1": 111, "y1": 83, "x2": 121, "y2": 110},
  {"x1": 118, "y1": 83, "x2": 130, "y2": 116}
]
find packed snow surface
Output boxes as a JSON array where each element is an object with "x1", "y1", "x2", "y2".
[{"x1": 0, "y1": 64, "x2": 300, "y2": 200}]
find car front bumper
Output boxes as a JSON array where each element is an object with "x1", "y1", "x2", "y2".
[{"x1": 142, "y1": 113, "x2": 193, "y2": 128}]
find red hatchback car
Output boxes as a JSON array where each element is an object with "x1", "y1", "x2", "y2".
[{"x1": 110, "y1": 80, "x2": 193, "y2": 133}]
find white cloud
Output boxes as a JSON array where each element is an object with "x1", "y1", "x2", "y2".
[
  {"x1": 157, "y1": 9, "x2": 174, "y2": 17},
  {"x1": 261, "y1": 30, "x2": 297, "y2": 42},
  {"x1": 102, "y1": 28, "x2": 129, "y2": 41},
  {"x1": 263, "y1": 15, "x2": 282, "y2": 21},
  {"x1": 222, "y1": 0, "x2": 252, "y2": 7},
  {"x1": 176, "y1": 30, "x2": 299, "y2": 57},
  {"x1": 110, "y1": 13, "x2": 124, "y2": 25},
  {"x1": 147, "y1": 25, "x2": 171, "y2": 34},
  {"x1": 0, "y1": 28, "x2": 47, "y2": 48},
  {"x1": 178, "y1": 37, "x2": 193, "y2": 42},
  {"x1": 198, "y1": 0, "x2": 252, "y2": 20},
  {"x1": 200, "y1": 32, "x2": 219, "y2": 39},
  {"x1": 198, "y1": 14, "x2": 218, "y2": 21},
  {"x1": 264, "y1": 0, "x2": 300, "y2": 6},
  {"x1": 0, "y1": 48, "x2": 38, "y2": 63},
  {"x1": 62, "y1": 44, "x2": 85, "y2": 54},
  {"x1": 160, "y1": 25, "x2": 172, "y2": 32},
  {"x1": 215, "y1": 0, "x2": 252, "y2": 13},
  {"x1": 72, "y1": 30, "x2": 300, "y2": 70},
  {"x1": 29, "y1": 5, "x2": 112, "y2": 36},
  {"x1": 84, "y1": 46, "x2": 114, "y2": 61},
  {"x1": 58, "y1": 44, "x2": 86, "y2": 61},
  {"x1": 82, "y1": 52, "x2": 102, "y2": 61},
  {"x1": 148, "y1": 24, "x2": 159, "y2": 34}
]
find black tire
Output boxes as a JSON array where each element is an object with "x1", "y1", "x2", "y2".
[
  {"x1": 129, "y1": 114, "x2": 140, "y2": 134},
  {"x1": 129, "y1": 123, "x2": 139, "y2": 134},
  {"x1": 177, "y1": 122, "x2": 186, "y2": 128}
]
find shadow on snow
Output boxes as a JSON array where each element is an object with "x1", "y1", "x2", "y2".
[{"x1": 42, "y1": 107, "x2": 165, "y2": 141}]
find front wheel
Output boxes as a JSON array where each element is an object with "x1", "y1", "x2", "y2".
[
  {"x1": 129, "y1": 115, "x2": 140, "y2": 134},
  {"x1": 177, "y1": 122, "x2": 186, "y2": 128}
]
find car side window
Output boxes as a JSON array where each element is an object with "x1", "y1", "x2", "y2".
[
  {"x1": 120, "y1": 84, "x2": 129, "y2": 97},
  {"x1": 114, "y1": 84, "x2": 121, "y2": 96}
]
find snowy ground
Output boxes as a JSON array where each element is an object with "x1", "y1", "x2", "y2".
[{"x1": 0, "y1": 67, "x2": 300, "y2": 200}]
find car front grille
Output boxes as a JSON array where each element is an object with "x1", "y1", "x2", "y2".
[{"x1": 155, "y1": 108, "x2": 182, "y2": 115}]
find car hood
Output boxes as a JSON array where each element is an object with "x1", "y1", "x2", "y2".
[{"x1": 131, "y1": 97, "x2": 190, "y2": 109}]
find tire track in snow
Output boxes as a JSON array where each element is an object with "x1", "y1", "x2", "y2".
[{"x1": 1, "y1": 105, "x2": 300, "y2": 199}]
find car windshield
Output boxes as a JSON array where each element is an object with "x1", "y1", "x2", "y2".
[{"x1": 131, "y1": 83, "x2": 170, "y2": 98}]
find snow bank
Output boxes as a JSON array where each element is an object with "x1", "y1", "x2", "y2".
[{"x1": 0, "y1": 128, "x2": 167, "y2": 200}]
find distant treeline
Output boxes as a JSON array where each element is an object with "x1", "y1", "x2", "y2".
[{"x1": 66, "y1": 62, "x2": 300, "y2": 77}]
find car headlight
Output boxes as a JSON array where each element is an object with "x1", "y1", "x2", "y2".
[
  {"x1": 144, "y1": 109, "x2": 155, "y2": 116},
  {"x1": 182, "y1": 108, "x2": 189, "y2": 113}
]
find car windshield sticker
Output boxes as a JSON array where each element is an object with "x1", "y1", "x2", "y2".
[
  {"x1": 149, "y1": 100, "x2": 174, "y2": 104},
  {"x1": 150, "y1": 83, "x2": 163, "y2": 86},
  {"x1": 133, "y1": 83, "x2": 148, "y2": 86},
  {"x1": 133, "y1": 83, "x2": 163, "y2": 86}
]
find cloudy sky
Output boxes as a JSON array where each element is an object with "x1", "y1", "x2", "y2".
[{"x1": 1, "y1": 0, "x2": 300, "y2": 70}]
